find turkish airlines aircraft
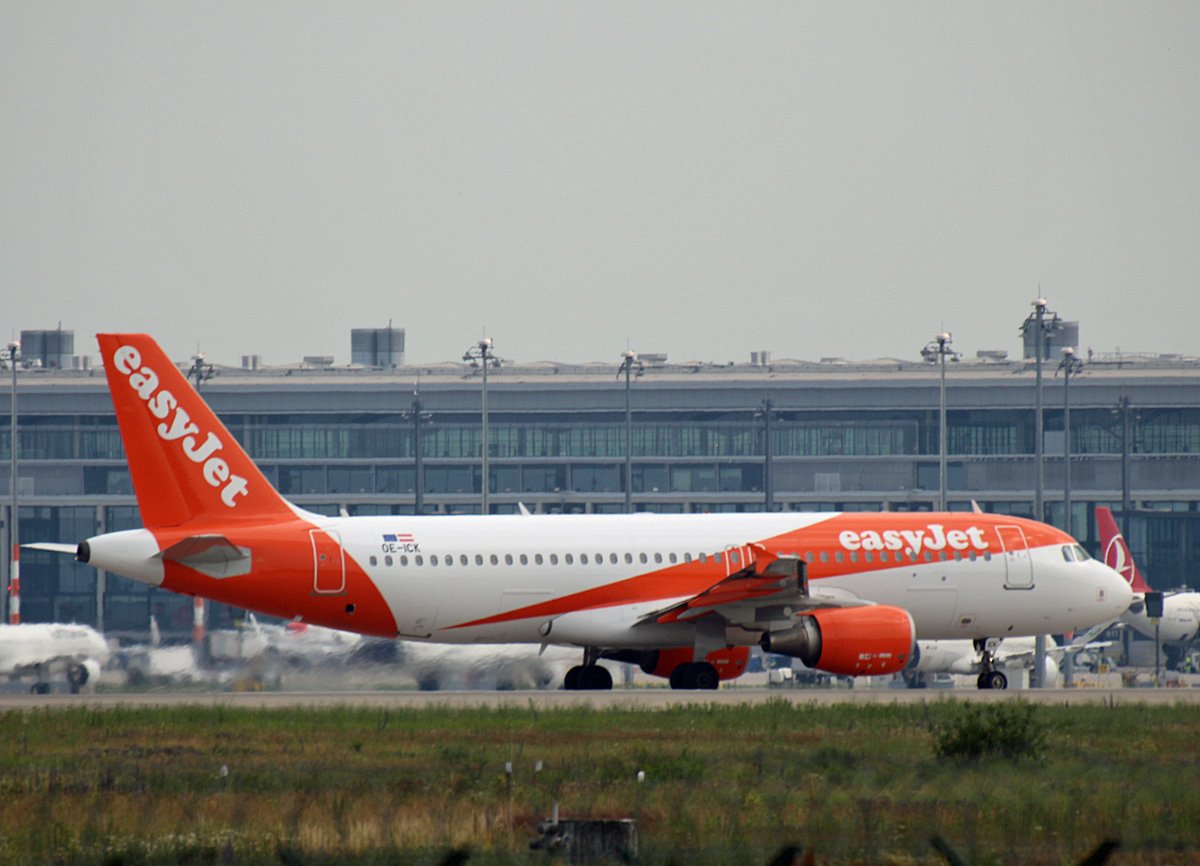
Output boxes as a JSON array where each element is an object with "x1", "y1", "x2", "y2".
[
  {"x1": 1097, "y1": 507, "x2": 1200, "y2": 646},
  {"x1": 32, "y1": 335, "x2": 1133, "y2": 690}
]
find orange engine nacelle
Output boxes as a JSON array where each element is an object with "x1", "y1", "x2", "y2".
[
  {"x1": 761, "y1": 605, "x2": 914, "y2": 676},
  {"x1": 641, "y1": 646, "x2": 750, "y2": 681}
]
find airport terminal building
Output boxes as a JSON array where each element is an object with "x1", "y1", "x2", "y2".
[{"x1": 4, "y1": 333, "x2": 1200, "y2": 638}]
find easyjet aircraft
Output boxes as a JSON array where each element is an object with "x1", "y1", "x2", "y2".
[{"x1": 31, "y1": 335, "x2": 1133, "y2": 690}]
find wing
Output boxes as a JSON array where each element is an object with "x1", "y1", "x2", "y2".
[{"x1": 637, "y1": 543, "x2": 871, "y2": 628}]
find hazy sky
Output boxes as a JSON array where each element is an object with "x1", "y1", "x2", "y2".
[{"x1": 3, "y1": 4, "x2": 1197, "y2": 367}]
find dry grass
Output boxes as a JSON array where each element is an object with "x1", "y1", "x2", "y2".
[{"x1": 0, "y1": 700, "x2": 1197, "y2": 865}]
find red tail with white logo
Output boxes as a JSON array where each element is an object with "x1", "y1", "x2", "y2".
[
  {"x1": 98, "y1": 334, "x2": 296, "y2": 528},
  {"x1": 1096, "y1": 506, "x2": 1152, "y2": 593}
]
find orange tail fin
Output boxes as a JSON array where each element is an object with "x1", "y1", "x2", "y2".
[
  {"x1": 1095, "y1": 506, "x2": 1152, "y2": 593},
  {"x1": 98, "y1": 334, "x2": 296, "y2": 528}
]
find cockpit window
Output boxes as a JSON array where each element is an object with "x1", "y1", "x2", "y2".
[{"x1": 1062, "y1": 544, "x2": 1092, "y2": 563}]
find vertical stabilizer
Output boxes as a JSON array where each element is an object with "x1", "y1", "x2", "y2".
[
  {"x1": 98, "y1": 334, "x2": 296, "y2": 528},
  {"x1": 1096, "y1": 507, "x2": 1152, "y2": 593}
]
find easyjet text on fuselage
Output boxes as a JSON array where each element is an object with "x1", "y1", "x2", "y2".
[{"x1": 838, "y1": 524, "x2": 990, "y2": 556}]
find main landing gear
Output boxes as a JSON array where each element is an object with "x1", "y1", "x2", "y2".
[
  {"x1": 974, "y1": 638, "x2": 1008, "y2": 690},
  {"x1": 563, "y1": 647, "x2": 613, "y2": 690},
  {"x1": 668, "y1": 661, "x2": 719, "y2": 690},
  {"x1": 563, "y1": 664, "x2": 612, "y2": 690}
]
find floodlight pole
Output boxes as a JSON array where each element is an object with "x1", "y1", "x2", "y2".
[
  {"x1": 464, "y1": 338, "x2": 497, "y2": 515},
  {"x1": 1059, "y1": 347, "x2": 1083, "y2": 538},
  {"x1": 618, "y1": 351, "x2": 642, "y2": 514},
  {"x1": 1033, "y1": 300, "x2": 1046, "y2": 523},
  {"x1": 921, "y1": 333, "x2": 958, "y2": 512},
  {"x1": 754, "y1": 399, "x2": 775, "y2": 512},
  {"x1": 406, "y1": 387, "x2": 431, "y2": 515},
  {"x1": 7, "y1": 341, "x2": 19, "y2": 624}
]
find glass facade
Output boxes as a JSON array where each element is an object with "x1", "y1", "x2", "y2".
[{"x1": 5, "y1": 367, "x2": 1200, "y2": 635}]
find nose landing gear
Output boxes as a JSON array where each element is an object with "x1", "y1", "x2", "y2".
[{"x1": 974, "y1": 638, "x2": 1008, "y2": 690}]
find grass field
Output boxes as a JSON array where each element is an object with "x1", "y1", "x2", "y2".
[{"x1": 1, "y1": 698, "x2": 1197, "y2": 866}]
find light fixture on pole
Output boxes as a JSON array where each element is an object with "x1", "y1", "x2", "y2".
[
  {"x1": 6, "y1": 341, "x2": 20, "y2": 625},
  {"x1": 463, "y1": 338, "x2": 500, "y2": 515},
  {"x1": 188, "y1": 353, "x2": 215, "y2": 393},
  {"x1": 1057, "y1": 347, "x2": 1084, "y2": 537},
  {"x1": 617, "y1": 351, "x2": 643, "y2": 514},
  {"x1": 921, "y1": 332, "x2": 959, "y2": 512}
]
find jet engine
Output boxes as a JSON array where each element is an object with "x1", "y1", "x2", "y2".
[{"x1": 761, "y1": 605, "x2": 914, "y2": 676}]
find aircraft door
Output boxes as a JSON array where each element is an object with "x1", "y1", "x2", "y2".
[
  {"x1": 311, "y1": 529, "x2": 346, "y2": 594},
  {"x1": 996, "y1": 525, "x2": 1033, "y2": 589}
]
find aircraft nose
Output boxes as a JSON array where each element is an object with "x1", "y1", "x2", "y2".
[{"x1": 1099, "y1": 563, "x2": 1134, "y2": 614}]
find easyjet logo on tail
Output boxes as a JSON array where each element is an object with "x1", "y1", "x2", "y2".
[
  {"x1": 838, "y1": 524, "x2": 990, "y2": 555},
  {"x1": 113, "y1": 345, "x2": 249, "y2": 508}
]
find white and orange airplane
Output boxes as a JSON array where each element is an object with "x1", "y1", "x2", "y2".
[{"x1": 31, "y1": 334, "x2": 1133, "y2": 690}]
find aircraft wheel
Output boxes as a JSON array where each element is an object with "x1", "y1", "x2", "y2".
[
  {"x1": 564, "y1": 665, "x2": 584, "y2": 690},
  {"x1": 583, "y1": 665, "x2": 612, "y2": 690},
  {"x1": 978, "y1": 671, "x2": 1008, "y2": 690},
  {"x1": 682, "y1": 662, "x2": 719, "y2": 690},
  {"x1": 668, "y1": 664, "x2": 687, "y2": 690}
]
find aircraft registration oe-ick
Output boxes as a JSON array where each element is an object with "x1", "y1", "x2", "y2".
[{"x1": 28, "y1": 334, "x2": 1134, "y2": 691}]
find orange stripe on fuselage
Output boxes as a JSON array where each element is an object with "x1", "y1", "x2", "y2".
[{"x1": 443, "y1": 512, "x2": 1073, "y2": 631}]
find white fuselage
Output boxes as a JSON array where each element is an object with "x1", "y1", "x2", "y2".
[
  {"x1": 1123, "y1": 591, "x2": 1200, "y2": 645},
  {"x1": 85, "y1": 511, "x2": 1132, "y2": 651}
]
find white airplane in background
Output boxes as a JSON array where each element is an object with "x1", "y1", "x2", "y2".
[
  {"x1": 1097, "y1": 507, "x2": 1200, "y2": 647},
  {"x1": 902, "y1": 620, "x2": 1116, "y2": 688},
  {"x1": 0, "y1": 623, "x2": 109, "y2": 693},
  {"x1": 28, "y1": 334, "x2": 1132, "y2": 691}
]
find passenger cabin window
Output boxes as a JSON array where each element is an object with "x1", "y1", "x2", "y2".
[
  {"x1": 564, "y1": 554, "x2": 572, "y2": 564},
  {"x1": 490, "y1": 554, "x2": 499, "y2": 565},
  {"x1": 475, "y1": 554, "x2": 484, "y2": 566},
  {"x1": 415, "y1": 555, "x2": 424, "y2": 566},
  {"x1": 581, "y1": 554, "x2": 588, "y2": 564},
  {"x1": 639, "y1": 553, "x2": 648, "y2": 564},
  {"x1": 430, "y1": 555, "x2": 438, "y2": 566},
  {"x1": 385, "y1": 556, "x2": 393, "y2": 566},
  {"x1": 369, "y1": 556, "x2": 378, "y2": 566},
  {"x1": 550, "y1": 554, "x2": 559, "y2": 565},
  {"x1": 400, "y1": 555, "x2": 409, "y2": 566},
  {"x1": 520, "y1": 554, "x2": 528, "y2": 565},
  {"x1": 654, "y1": 553, "x2": 662, "y2": 564},
  {"x1": 505, "y1": 554, "x2": 513, "y2": 565},
  {"x1": 535, "y1": 554, "x2": 543, "y2": 565},
  {"x1": 625, "y1": 553, "x2": 633, "y2": 564},
  {"x1": 460, "y1": 555, "x2": 468, "y2": 566}
]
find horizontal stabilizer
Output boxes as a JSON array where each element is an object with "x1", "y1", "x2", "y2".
[
  {"x1": 155, "y1": 534, "x2": 252, "y2": 579},
  {"x1": 22, "y1": 542, "x2": 79, "y2": 555}
]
